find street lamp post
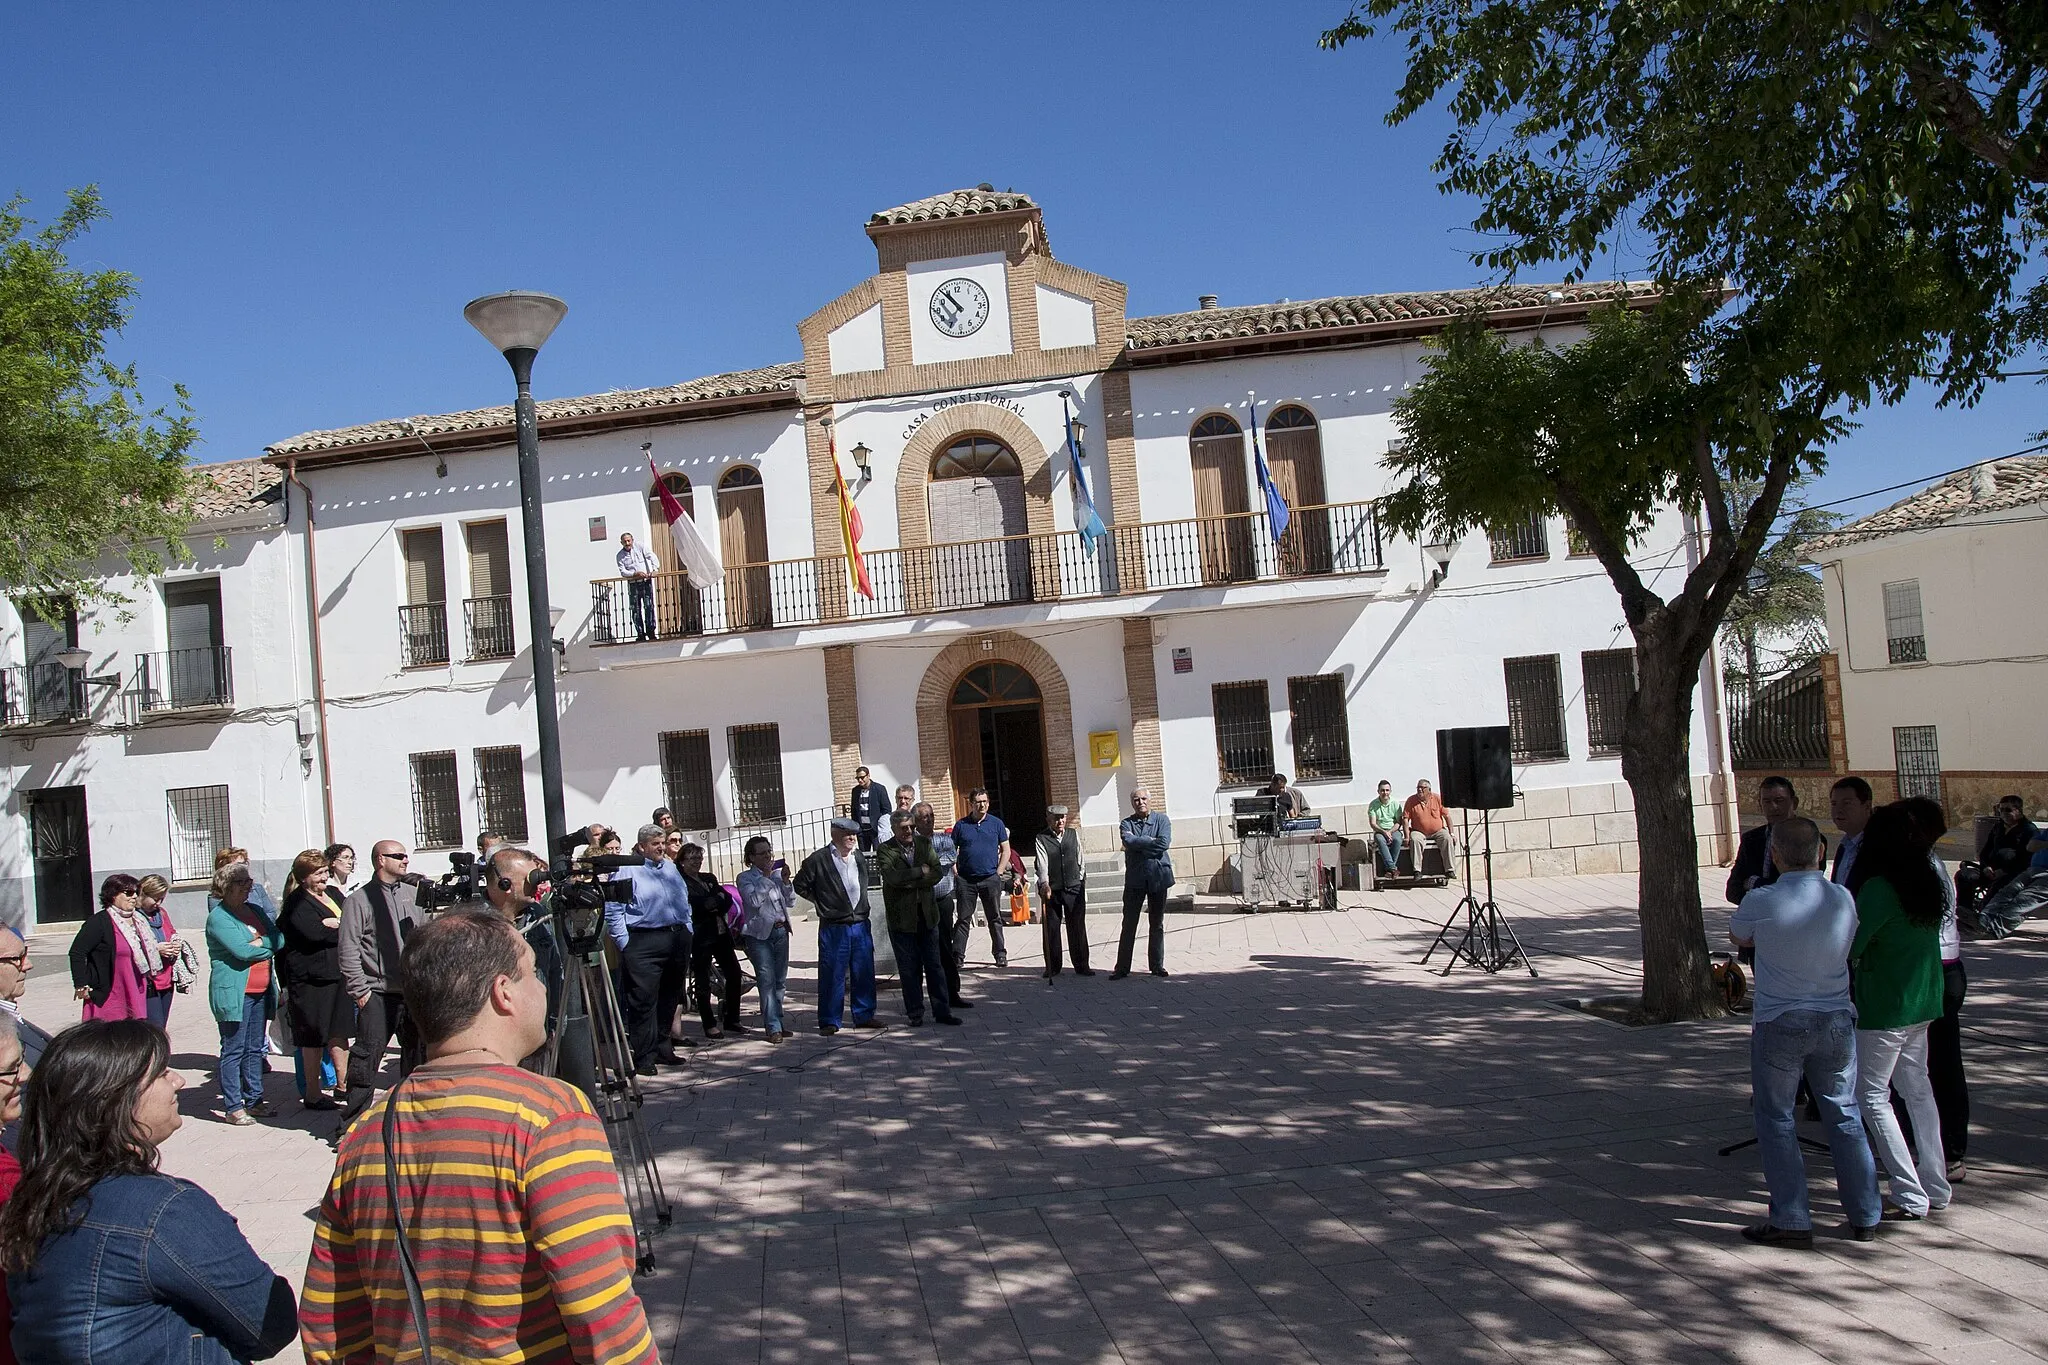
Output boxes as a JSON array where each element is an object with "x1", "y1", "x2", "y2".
[{"x1": 464, "y1": 291, "x2": 570, "y2": 849}]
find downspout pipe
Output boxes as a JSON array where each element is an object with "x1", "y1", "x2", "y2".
[{"x1": 285, "y1": 458, "x2": 336, "y2": 844}]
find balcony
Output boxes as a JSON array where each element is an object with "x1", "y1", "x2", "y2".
[
  {"x1": 129, "y1": 647, "x2": 234, "y2": 715},
  {"x1": 590, "y1": 500, "x2": 1382, "y2": 645},
  {"x1": 464, "y1": 595, "x2": 516, "y2": 661},
  {"x1": 0, "y1": 663, "x2": 88, "y2": 727},
  {"x1": 398, "y1": 603, "x2": 451, "y2": 668}
]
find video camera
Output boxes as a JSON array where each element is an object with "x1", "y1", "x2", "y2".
[
  {"x1": 411, "y1": 852, "x2": 490, "y2": 911},
  {"x1": 522, "y1": 829, "x2": 640, "y2": 957}
]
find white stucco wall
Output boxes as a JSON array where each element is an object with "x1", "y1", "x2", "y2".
[{"x1": 1815, "y1": 506, "x2": 2048, "y2": 774}]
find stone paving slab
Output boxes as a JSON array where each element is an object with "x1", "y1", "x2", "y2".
[{"x1": 21, "y1": 871, "x2": 2048, "y2": 1363}]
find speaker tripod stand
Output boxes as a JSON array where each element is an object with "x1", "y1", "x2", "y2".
[{"x1": 1422, "y1": 809, "x2": 1537, "y2": 977}]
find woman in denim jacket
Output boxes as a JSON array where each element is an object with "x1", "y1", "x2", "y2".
[
  {"x1": 0, "y1": 1019, "x2": 298, "y2": 1362},
  {"x1": 735, "y1": 836, "x2": 796, "y2": 1043}
]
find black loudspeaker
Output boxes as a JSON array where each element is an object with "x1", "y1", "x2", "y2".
[{"x1": 1436, "y1": 726, "x2": 1514, "y2": 810}]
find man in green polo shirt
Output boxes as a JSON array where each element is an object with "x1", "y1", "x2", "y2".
[{"x1": 1366, "y1": 780, "x2": 1404, "y2": 876}]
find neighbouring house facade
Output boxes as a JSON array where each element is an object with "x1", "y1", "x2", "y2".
[
  {"x1": 1789, "y1": 454, "x2": 2048, "y2": 832},
  {"x1": 0, "y1": 188, "x2": 1739, "y2": 932}
]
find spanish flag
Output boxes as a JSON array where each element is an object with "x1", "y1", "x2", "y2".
[{"x1": 832, "y1": 440, "x2": 874, "y2": 599}]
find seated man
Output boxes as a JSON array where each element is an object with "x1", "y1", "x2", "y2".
[
  {"x1": 1727, "y1": 815, "x2": 1881, "y2": 1247},
  {"x1": 1264, "y1": 773, "x2": 1308, "y2": 820},
  {"x1": 1366, "y1": 780, "x2": 1405, "y2": 876},
  {"x1": 1956, "y1": 795, "x2": 2037, "y2": 907},
  {"x1": 1402, "y1": 779, "x2": 1453, "y2": 875}
]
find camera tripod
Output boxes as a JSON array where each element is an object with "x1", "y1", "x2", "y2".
[
  {"x1": 527, "y1": 913, "x2": 672, "y2": 1273},
  {"x1": 1422, "y1": 808, "x2": 1536, "y2": 977}
]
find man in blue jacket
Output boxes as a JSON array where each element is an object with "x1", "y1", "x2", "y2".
[{"x1": 1115, "y1": 788, "x2": 1173, "y2": 979}]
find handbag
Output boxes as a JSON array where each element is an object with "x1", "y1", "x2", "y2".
[
  {"x1": 170, "y1": 939, "x2": 201, "y2": 994},
  {"x1": 1008, "y1": 885, "x2": 1030, "y2": 925}
]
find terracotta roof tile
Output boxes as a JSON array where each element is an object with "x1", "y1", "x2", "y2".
[
  {"x1": 184, "y1": 457, "x2": 284, "y2": 524},
  {"x1": 265, "y1": 361, "x2": 804, "y2": 458},
  {"x1": 1802, "y1": 453, "x2": 2048, "y2": 553},
  {"x1": 1125, "y1": 280, "x2": 1658, "y2": 351},
  {"x1": 868, "y1": 187, "x2": 1038, "y2": 227}
]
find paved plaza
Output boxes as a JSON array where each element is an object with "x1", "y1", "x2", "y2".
[{"x1": 21, "y1": 871, "x2": 2048, "y2": 1364}]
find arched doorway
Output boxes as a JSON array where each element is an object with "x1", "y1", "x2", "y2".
[
  {"x1": 645, "y1": 472, "x2": 704, "y2": 635},
  {"x1": 1189, "y1": 413, "x2": 1254, "y2": 583},
  {"x1": 928, "y1": 434, "x2": 1031, "y2": 608},
  {"x1": 716, "y1": 465, "x2": 772, "y2": 631},
  {"x1": 947, "y1": 661, "x2": 1050, "y2": 848},
  {"x1": 1263, "y1": 405, "x2": 1332, "y2": 576}
]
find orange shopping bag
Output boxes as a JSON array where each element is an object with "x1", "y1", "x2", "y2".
[{"x1": 1009, "y1": 887, "x2": 1030, "y2": 924}]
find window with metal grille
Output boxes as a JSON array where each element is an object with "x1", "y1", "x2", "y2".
[
  {"x1": 166, "y1": 785, "x2": 231, "y2": 884},
  {"x1": 409, "y1": 751, "x2": 462, "y2": 849},
  {"x1": 728, "y1": 724, "x2": 786, "y2": 824},
  {"x1": 1893, "y1": 725, "x2": 1942, "y2": 803},
  {"x1": 1882, "y1": 580, "x2": 1926, "y2": 664},
  {"x1": 1504, "y1": 655, "x2": 1569, "y2": 761},
  {"x1": 473, "y1": 746, "x2": 528, "y2": 842},
  {"x1": 1489, "y1": 510, "x2": 1550, "y2": 563},
  {"x1": 1581, "y1": 649, "x2": 1637, "y2": 756},
  {"x1": 660, "y1": 730, "x2": 717, "y2": 830},
  {"x1": 1563, "y1": 513, "x2": 1595, "y2": 557},
  {"x1": 1287, "y1": 674, "x2": 1351, "y2": 780},
  {"x1": 1212, "y1": 680, "x2": 1275, "y2": 786}
]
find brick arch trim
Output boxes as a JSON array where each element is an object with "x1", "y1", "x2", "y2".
[
  {"x1": 914, "y1": 632, "x2": 1078, "y2": 829},
  {"x1": 896, "y1": 403, "x2": 1055, "y2": 553}
]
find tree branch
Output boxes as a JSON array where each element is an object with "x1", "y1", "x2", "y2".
[
  {"x1": 1551, "y1": 474, "x2": 1660, "y2": 629},
  {"x1": 1854, "y1": 11, "x2": 2048, "y2": 182},
  {"x1": 1691, "y1": 423, "x2": 1733, "y2": 545}
]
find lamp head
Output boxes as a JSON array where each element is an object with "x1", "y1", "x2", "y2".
[
  {"x1": 463, "y1": 291, "x2": 568, "y2": 357},
  {"x1": 850, "y1": 442, "x2": 871, "y2": 473},
  {"x1": 1423, "y1": 536, "x2": 1457, "y2": 585},
  {"x1": 54, "y1": 646, "x2": 90, "y2": 672}
]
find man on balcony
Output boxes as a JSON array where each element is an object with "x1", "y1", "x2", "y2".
[
  {"x1": 616, "y1": 531, "x2": 660, "y2": 643},
  {"x1": 849, "y1": 766, "x2": 891, "y2": 854}
]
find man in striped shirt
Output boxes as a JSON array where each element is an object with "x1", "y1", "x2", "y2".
[{"x1": 301, "y1": 910, "x2": 658, "y2": 1364}]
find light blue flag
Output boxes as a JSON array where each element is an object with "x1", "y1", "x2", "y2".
[
  {"x1": 1063, "y1": 394, "x2": 1108, "y2": 554},
  {"x1": 1251, "y1": 401, "x2": 1290, "y2": 537}
]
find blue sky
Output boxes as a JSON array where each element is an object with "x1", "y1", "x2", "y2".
[{"x1": 6, "y1": 2, "x2": 2041, "y2": 523}]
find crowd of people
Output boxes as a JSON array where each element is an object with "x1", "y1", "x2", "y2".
[{"x1": 1726, "y1": 772, "x2": 2009, "y2": 1245}]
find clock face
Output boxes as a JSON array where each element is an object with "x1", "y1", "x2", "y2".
[{"x1": 928, "y1": 277, "x2": 991, "y2": 338}]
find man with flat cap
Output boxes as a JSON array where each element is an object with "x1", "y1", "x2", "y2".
[
  {"x1": 1033, "y1": 805, "x2": 1092, "y2": 979},
  {"x1": 794, "y1": 817, "x2": 885, "y2": 1035}
]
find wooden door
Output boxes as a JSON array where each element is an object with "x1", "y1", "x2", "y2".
[
  {"x1": 717, "y1": 467, "x2": 771, "y2": 631},
  {"x1": 1190, "y1": 415, "x2": 1254, "y2": 583},
  {"x1": 1264, "y1": 406, "x2": 1332, "y2": 575},
  {"x1": 949, "y1": 707, "x2": 984, "y2": 823}
]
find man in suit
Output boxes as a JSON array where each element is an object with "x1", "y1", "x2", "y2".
[
  {"x1": 607, "y1": 823, "x2": 695, "y2": 1074},
  {"x1": 795, "y1": 818, "x2": 886, "y2": 1035},
  {"x1": 1114, "y1": 789, "x2": 1173, "y2": 979},
  {"x1": 877, "y1": 810, "x2": 960, "y2": 1027},
  {"x1": 1728, "y1": 776, "x2": 1815, "y2": 904},
  {"x1": 338, "y1": 839, "x2": 426, "y2": 1122},
  {"x1": 1828, "y1": 776, "x2": 1874, "y2": 886},
  {"x1": 849, "y1": 766, "x2": 892, "y2": 854}
]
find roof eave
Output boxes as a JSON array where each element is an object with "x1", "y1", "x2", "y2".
[
  {"x1": 1124, "y1": 295, "x2": 1658, "y2": 365},
  {"x1": 263, "y1": 387, "x2": 802, "y2": 471},
  {"x1": 864, "y1": 205, "x2": 1040, "y2": 241}
]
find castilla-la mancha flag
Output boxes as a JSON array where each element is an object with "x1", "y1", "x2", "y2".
[{"x1": 647, "y1": 455, "x2": 720, "y2": 583}]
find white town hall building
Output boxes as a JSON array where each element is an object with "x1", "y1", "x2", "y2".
[{"x1": 0, "y1": 188, "x2": 1737, "y2": 929}]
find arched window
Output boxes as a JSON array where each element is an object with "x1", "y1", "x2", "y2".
[
  {"x1": 647, "y1": 471, "x2": 694, "y2": 518},
  {"x1": 927, "y1": 435, "x2": 1029, "y2": 608},
  {"x1": 716, "y1": 465, "x2": 771, "y2": 630},
  {"x1": 642, "y1": 471, "x2": 702, "y2": 634},
  {"x1": 1262, "y1": 406, "x2": 1331, "y2": 575},
  {"x1": 1188, "y1": 413, "x2": 1253, "y2": 583},
  {"x1": 932, "y1": 435, "x2": 1022, "y2": 479},
  {"x1": 950, "y1": 662, "x2": 1041, "y2": 707}
]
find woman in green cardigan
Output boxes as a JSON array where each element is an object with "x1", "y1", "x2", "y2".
[
  {"x1": 205, "y1": 862, "x2": 285, "y2": 1127},
  {"x1": 1848, "y1": 802, "x2": 1951, "y2": 1220}
]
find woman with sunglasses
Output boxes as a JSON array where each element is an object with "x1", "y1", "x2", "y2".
[
  {"x1": 68, "y1": 875, "x2": 166, "y2": 1025},
  {"x1": 0, "y1": 1020, "x2": 298, "y2": 1363}
]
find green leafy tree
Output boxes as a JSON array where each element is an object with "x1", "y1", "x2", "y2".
[
  {"x1": 1720, "y1": 476, "x2": 1840, "y2": 690},
  {"x1": 0, "y1": 187, "x2": 198, "y2": 615},
  {"x1": 1327, "y1": 3, "x2": 2045, "y2": 1019}
]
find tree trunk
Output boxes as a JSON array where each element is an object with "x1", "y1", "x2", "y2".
[{"x1": 1621, "y1": 640, "x2": 1724, "y2": 1022}]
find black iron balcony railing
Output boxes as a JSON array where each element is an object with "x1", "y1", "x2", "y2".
[
  {"x1": 398, "y1": 602, "x2": 451, "y2": 668},
  {"x1": 589, "y1": 501, "x2": 1383, "y2": 646},
  {"x1": 0, "y1": 663, "x2": 89, "y2": 726},
  {"x1": 129, "y1": 647, "x2": 233, "y2": 714},
  {"x1": 463, "y1": 595, "x2": 516, "y2": 661}
]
